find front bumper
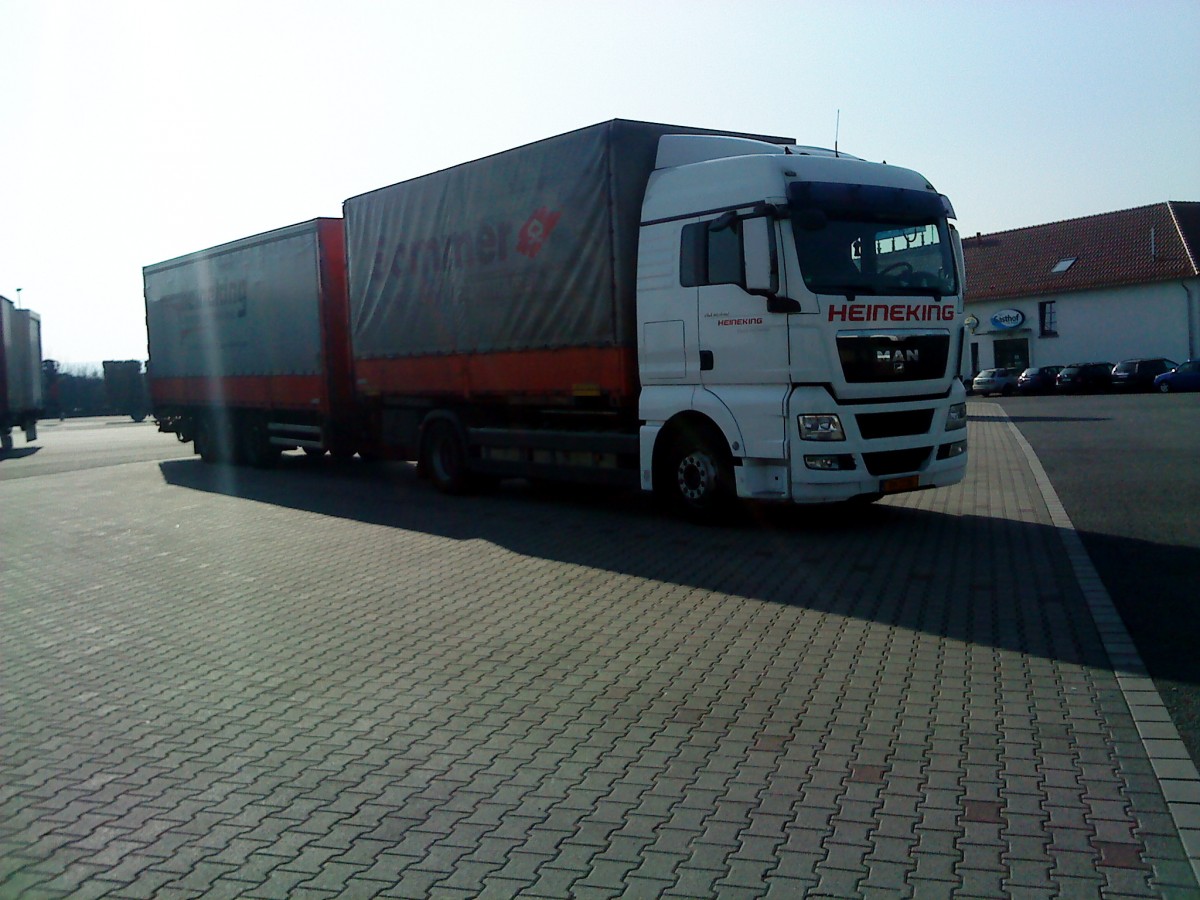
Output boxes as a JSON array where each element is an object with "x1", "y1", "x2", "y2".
[{"x1": 783, "y1": 386, "x2": 969, "y2": 503}]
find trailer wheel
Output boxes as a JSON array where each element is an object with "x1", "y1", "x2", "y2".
[
  {"x1": 422, "y1": 420, "x2": 472, "y2": 494},
  {"x1": 659, "y1": 424, "x2": 736, "y2": 522},
  {"x1": 1, "y1": 431, "x2": 13, "y2": 452},
  {"x1": 194, "y1": 418, "x2": 218, "y2": 464},
  {"x1": 194, "y1": 416, "x2": 234, "y2": 464},
  {"x1": 239, "y1": 416, "x2": 278, "y2": 468}
]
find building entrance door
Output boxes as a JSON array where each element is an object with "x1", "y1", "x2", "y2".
[{"x1": 994, "y1": 338, "x2": 1029, "y2": 372}]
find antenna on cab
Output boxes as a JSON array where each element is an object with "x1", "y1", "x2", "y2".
[{"x1": 834, "y1": 109, "x2": 840, "y2": 158}]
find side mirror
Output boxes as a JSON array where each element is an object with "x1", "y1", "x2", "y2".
[
  {"x1": 949, "y1": 223, "x2": 966, "y2": 312},
  {"x1": 741, "y1": 216, "x2": 777, "y2": 294},
  {"x1": 709, "y1": 210, "x2": 738, "y2": 233}
]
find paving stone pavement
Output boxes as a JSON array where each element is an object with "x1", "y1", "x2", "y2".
[{"x1": 1, "y1": 407, "x2": 1198, "y2": 898}]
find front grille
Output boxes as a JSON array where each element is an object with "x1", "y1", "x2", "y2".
[
  {"x1": 856, "y1": 409, "x2": 934, "y2": 440},
  {"x1": 862, "y1": 447, "x2": 932, "y2": 476},
  {"x1": 838, "y1": 332, "x2": 950, "y2": 383}
]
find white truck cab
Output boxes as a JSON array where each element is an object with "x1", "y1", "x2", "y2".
[{"x1": 637, "y1": 135, "x2": 968, "y2": 512}]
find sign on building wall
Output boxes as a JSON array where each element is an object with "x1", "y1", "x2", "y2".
[{"x1": 990, "y1": 308, "x2": 1025, "y2": 330}]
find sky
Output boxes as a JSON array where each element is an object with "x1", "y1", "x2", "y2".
[{"x1": 2, "y1": 0, "x2": 1198, "y2": 366}]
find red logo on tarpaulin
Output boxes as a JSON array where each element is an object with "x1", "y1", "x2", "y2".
[{"x1": 517, "y1": 207, "x2": 562, "y2": 258}]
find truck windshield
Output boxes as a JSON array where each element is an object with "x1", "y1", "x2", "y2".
[{"x1": 787, "y1": 181, "x2": 958, "y2": 298}]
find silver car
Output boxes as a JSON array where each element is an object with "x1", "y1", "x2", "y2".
[{"x1": 971, "y1": 367, "x2": 1018, "y2": 396}]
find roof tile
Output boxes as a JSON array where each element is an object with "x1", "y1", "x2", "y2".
[{"x1": 963, "y1": 201, "x2": 1200, "y2": 303}]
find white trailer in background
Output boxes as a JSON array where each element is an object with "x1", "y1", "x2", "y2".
[{"x1": 1, "y1": 295, "x2": 43, "y2": 451}]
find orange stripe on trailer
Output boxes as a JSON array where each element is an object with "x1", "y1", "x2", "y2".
[
  {"x1": 150, "y1": 375, "x2": 328, "y2": 412},
  {"x1": 355, "y1": 347, "x2": 638, "y2": 403}
]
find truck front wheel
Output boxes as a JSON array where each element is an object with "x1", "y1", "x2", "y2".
[
  {"x1": 660, "y1": 427, "x2": 736, "y2": 522},
  {"x1": 422, "y1": 420, "x2": 472, "y2": 494}
]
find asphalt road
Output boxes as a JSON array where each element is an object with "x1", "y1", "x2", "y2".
[{"x1": 998, "y1": 391, "x2": 1200, "y2": 761}]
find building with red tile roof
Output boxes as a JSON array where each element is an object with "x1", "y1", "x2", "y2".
[{"x1": 961, "y1": 202, "x2": 1200, "y2": 376}]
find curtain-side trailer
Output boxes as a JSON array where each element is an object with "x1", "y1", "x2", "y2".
[{"x1": 144, "y1": 218, "x2": 355, "y2": 466}]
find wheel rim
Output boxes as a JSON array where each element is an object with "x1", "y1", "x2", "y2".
[{"x1": 677, "y1": 451, "x2": 717, "y2": 504}]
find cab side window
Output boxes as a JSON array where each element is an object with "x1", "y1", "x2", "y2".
[{"x1": 681, "y1": 221, "x2": 743, "y2": 287}]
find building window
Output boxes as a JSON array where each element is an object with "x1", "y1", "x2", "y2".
[{"x1": 1039, "y1": 300, "x2": 1058, "y2": 337}]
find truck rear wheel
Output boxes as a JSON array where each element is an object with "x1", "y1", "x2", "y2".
[
  {"x1": 659, "y1": 426, "x2": 736, "y2": 522},
  {"x1": 422, "y1": 420, "x2": 472, "y2": 494}
]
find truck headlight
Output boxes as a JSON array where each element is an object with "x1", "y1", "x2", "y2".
[
  {"x1": 945, "y1": 403, "x2": 967, "y2": 431},
  {"x1": 799, "y1": 414, "x2": 845, "y2": 442}
]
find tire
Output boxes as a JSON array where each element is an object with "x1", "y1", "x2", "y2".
[
  {"x1": 422, "y1": 419, "x2": 472, "y2": 494},
  {"x1": 659, "y1": 425, "x2": 736, "y2": 522},
  {"x1": 195, "y1": 415, "x2": 235, "y2": 464},
  {"x1": 1, "y1": 431, "x2": 13, "y2": 452},
  {"x1": 193, "y1": 417, "x2": 218, "y2": 464},
  {"x1": 302, "y1": 446, "x2": 326, "y2": 458},
  {"x1": 239, "y1": 416, "x2": 278, "y2": 468}
]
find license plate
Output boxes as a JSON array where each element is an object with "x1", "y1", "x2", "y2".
[{"x1": 881, "y1": 475, "x2": 920, "y2": 494}]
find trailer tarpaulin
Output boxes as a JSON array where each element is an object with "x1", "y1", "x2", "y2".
[
  {"x1": 144, "y1": 221, "x2": 326, "y2": 379},
  {"x1": 344, "y1": 120, "x2": 790, "y2": 362}
]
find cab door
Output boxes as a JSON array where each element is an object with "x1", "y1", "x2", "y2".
[
  {"x1": 686, "y1": 213, "x2": 791, "y2": 462},
  {"x1": 690, "y1": 214, "x2": 790, "y2": 388}
]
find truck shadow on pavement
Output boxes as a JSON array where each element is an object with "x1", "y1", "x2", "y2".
[
  {"x1": 159, "y1": 455, "x2": 1200, "y2": 699},
  {"x1": 0, "y1": 446, "x2": 41, "y2": 461}
]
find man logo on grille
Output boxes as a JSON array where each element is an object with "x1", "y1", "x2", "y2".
[
  {"x1": 517, "y1": 207, "x2": 562, "y2": 258},
  {"x1": 878, "y1": 348, "x2": 919, "y2": 373}
]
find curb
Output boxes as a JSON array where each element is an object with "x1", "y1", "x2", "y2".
[{"x1": 996, "y1": 403, "x2": 1200, "y2": 886}]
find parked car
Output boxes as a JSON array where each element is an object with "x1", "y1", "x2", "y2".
[
  {"x1": 1111, "y1": 357, "x2": 1177, "y2": 391},
  {"x1": 971, "y1": 367, "x2": 1018, "y2": 396},
  {"x1": 1057, "y1": 362, "x2": 1114, "y2": 394},
  {"x1": 1154, "y1": 359, "x2": 1200, "y2": 393},
  {"x1": 1016, "y1": 365, "x2": 1063, "y2": 395}
]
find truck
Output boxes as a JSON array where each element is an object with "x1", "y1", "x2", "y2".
[
  {"x1": 1, "y1": 294, "x2": 43, "y2": 451},
  {"x1": 102, "y1": 360, "x2": 152, "y2": 422},
  {"x1": 146, "y1": 119, "x2": 969, "y2": 519}
]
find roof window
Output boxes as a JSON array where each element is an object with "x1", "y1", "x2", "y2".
[{"x1": 1051, "y1": 257, "x2": 1077, "y2": 273}]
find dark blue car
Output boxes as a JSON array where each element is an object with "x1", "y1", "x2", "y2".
[{"x1": 1155, "y1": 360, "x2": 1200, "y2": 393}]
